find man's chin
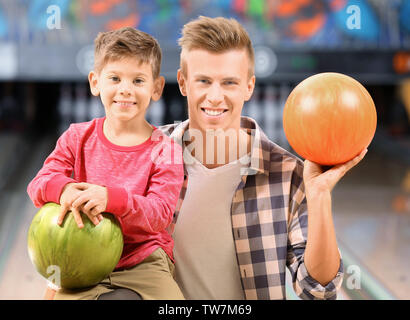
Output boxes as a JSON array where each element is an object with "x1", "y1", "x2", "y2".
[{"x1": 189, "y1": 116, "x2": 240, "y2": 134}]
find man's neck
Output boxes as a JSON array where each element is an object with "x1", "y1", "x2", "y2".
[{"x1": 185, "y1": 127, "x2": 251, "y2": 169}]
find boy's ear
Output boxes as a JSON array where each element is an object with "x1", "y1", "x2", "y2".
[
  {"x1": 88, "y1": 71, "x2": 100, "y2": 96},
  {"x1": 177, "y1": 69, "x2": 187, "y2": 97},
  {"x1": 152, "y1": 76, "x2": 165, "y2": 101}
]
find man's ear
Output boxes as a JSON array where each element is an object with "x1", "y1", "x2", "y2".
[
  {"x1": 177, "y1": 69, "x2": 187, "y2": 97},
  {"x1": 88, "y1": 71, "x2": 100, "y2": 96},
  {"x1": 152, "y1": 76, "x2": 165, "y2": 101},
  {"x1": 244, "y1": 75, "x2": 256, "y2": 101}
]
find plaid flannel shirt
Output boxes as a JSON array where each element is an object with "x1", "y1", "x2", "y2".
[{"x1": 160, "y1": 116, "x2": 343, "y2": 300}]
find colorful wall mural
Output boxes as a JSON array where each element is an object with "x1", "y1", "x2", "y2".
[{"x1": 0, "y1": 0, "x2": 408, "y2": 49}]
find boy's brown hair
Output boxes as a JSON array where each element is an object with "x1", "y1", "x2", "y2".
[
  {"x1": 94, "y1": 27, "x2": 162, "y2": 79},
  {"x1": 178, "y1": 16, "x2": 255, "y2": 78}
]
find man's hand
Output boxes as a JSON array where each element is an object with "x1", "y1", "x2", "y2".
[
  {"x1": 302, "y1": 148, "x2": 368, "y2": 285},
  {"x1": 57, "y1": 183, "x2": 103, "y2": 228},
  {"x1": 303, "y1": 148, "x2": 368, "y2": 196},
  {"x1": 71, "y1": 183, "x2": 108, "y2": 221}
]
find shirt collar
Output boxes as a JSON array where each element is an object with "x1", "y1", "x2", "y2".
[{"x1": 169, "y1": 117, "x2": 271, "y2": 176}]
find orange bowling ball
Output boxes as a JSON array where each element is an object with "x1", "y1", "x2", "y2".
[{"x1": 283, "y1": 72, "x2": 377, "y2": 165}]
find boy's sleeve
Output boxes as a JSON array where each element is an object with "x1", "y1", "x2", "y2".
[
  {"x1": 105, "y1": 136, "x2": 184, "y2": 234},
  {"x1": 27, "y1": 126, "x2": 77, "y2": 207},
  {"x1": 286, "y1": 161, "x2": 344, "y2": 300}
]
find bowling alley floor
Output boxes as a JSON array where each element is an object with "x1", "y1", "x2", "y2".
[
  {"x1": 0, "y1": 132, "x2": 409, "y2": 300},
  {"x1": 331, "y1": 148, "x2": 410, "y2": 300},
  {"x1": 0, "y1": 133, "x2": 55, "y2": 299}
]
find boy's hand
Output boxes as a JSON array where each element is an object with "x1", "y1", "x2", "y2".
[
  {"x1": 58, "y1": 183, "x2": 87, "y2": 228},
  {"x1": 58, "y1": 183, "x2": 102, "y2": 228},
  {"x1": 71, "y1": 183, "x2": 108, "y2": 220}
]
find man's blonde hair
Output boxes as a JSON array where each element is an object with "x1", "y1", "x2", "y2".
[
  {"x1": 94, "y1": 27, "x2": 162, "y2": 78},
  {"x1": 178, "y1": 16, "x2": 255, "y2": 78}
]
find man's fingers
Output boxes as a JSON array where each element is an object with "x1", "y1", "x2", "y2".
[
  {"x1": 340, "y1": 148, "x2": 368, "y2": 174},
  {"x1": 354, "y1": 148, "x2": 368, "y2": 163},
  {"x1": 325, "y1": 148, "x2": 368, "y2": 188}
]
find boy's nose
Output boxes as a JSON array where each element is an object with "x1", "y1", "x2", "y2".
[{"x1": 119, "y1": 83, "x2": 132, "y2": 96}]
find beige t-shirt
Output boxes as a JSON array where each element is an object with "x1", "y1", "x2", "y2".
[{"x1": 173, "y1": 151, "x2": 250, "y2": 300}]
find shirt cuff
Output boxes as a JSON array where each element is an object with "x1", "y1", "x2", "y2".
[
  {"x1": 296, "y1": 257, "x2": 344, "y2": 300},
  {"x1": 45, "y1": 175, "x2": 76, "y2": 204},
  {"x1": 105, "y1": 186, "x2": 128, "y2": 216}
]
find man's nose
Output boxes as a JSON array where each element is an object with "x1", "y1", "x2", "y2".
[{"x1": 206, "y1": 83, "x2": 224, "y2": 105}]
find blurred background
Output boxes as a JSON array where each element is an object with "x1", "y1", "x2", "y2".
[{"x1": 0, "y1": 0, "x2": 409, "y2": 300}]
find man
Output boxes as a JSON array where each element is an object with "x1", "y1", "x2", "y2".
[{"x1": 160, "y1": 16, "x2": 366, "y2": 300}]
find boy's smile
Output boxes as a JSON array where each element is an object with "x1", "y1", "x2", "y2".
[
  {"x1": 114, "y1": 101, "x2": 137, "y2": 108},
  {"x1": 88, "y1": 57, "x2": 164, "y2": 125}
]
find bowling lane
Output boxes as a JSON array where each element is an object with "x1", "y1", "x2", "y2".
[
  {"x1": 332, "y1": 150, "x2": 410, "y2": 299},
  {"x1": 0, "y1": 200, "x2": 45, "y2": 299},
  {"x1": 0, "y1": 134, "x2": 57, "y2": 299}
]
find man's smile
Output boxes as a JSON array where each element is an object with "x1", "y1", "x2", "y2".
[{"x1": 201, "y1": 107, "x2": 228, "y2": 117}]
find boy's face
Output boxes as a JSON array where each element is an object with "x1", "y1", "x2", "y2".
[
  {"x1": 177, "y1": 48, "x2": 255, "y2": 133},
  {"x1": 88, "y1": 57, "x2": 164, "y2": 123}
]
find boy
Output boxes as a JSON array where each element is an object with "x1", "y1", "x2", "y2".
[{"x1": 27, "y1": 27, "x2": 185, "y2": 300}]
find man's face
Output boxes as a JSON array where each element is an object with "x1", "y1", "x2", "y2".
[{"x1": 177, "y1": 49, "x2": 255, "y2": 133}]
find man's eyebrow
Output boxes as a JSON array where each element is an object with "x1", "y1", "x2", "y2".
[
  {"x1": 193, "y1": 74, "x2": 211, "y2": 79},
  {"x1": 193, "y1": 74, "x2": 241, "y2": 82},
  {"x1": 222, "y1": 76, "x2": 241, "y2": 82}
]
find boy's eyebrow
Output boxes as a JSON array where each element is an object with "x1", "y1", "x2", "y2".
[{"x1": 105, "y1": 69, "x2": 149, "y2": 77}]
